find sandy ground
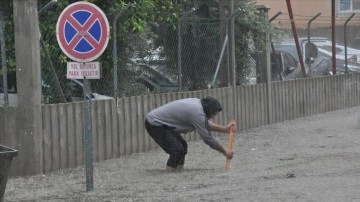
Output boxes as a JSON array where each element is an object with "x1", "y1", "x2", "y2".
[{"x1": 4, "y1": 107, "x2": 360, "y2": 202}]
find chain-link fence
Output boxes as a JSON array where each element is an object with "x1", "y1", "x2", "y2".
[
  {"x1": 273, "y1": 13, "x2": 360, "y2": 46},
  {"x1": 270, "y1": 13, "x2": 360, "y2": 76},
  {"x1": 39, "y1": 6, "x2": 115, "y2": 104},
  {"x1": 2, "y1": 3, "x2": 360, "y2": 105},
  {"x1": 40, "y1": 7, "x2": 227, "y2": 103},
  {"x1": 0, "y1": 2, "x2": 265, "y2": 105}
]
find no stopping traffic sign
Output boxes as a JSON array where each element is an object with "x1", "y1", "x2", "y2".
[{"x1": 56, "y1": 2, "x2": 110, "y2": 62}]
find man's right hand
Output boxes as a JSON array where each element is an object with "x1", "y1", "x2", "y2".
[{"x1": 225, "y1": 150, "x2": 233, "y2": 159}]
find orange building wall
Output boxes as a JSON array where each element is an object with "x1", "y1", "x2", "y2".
[
  {"x1": 254, "y1": 0, "x2": 360, "y2": 47},
  {"x1": 254, "y1": 0, "x2": 338, "y2": 28},
  {"x1": 255, "y1": 0, "x2": 332, "y2": 18}
]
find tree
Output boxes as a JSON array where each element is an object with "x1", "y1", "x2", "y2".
[
  {"x1": 153, "y1": 0, "x2": 271, "y2": 89},
  {"x1": 0, "y1": 0, "x2": 273, "y2": 102}
]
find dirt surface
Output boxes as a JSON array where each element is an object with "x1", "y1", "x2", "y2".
[{"x1": 4, "y1": 107, "x2": 360, "y2": 202}]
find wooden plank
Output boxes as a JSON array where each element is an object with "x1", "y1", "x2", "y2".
[
  {"x1": 292, "y1": 79, "x2": 298, "y2": 119},
  {"x1": 271, "y1": 82, "x2": 282, "y2": 123},
  {"x1": 111, "y1": 99, "x2": 118, "y2": 158},
  {"x1": 5, "y1": 76, "x2": 360, "y2": 177},
  {"x1": 284, "y1": 81, "x2": 290, "y2": 121},
  {"x1": 42, "y1": 105, "x2": 52, "y2": 173},
  {"x1": 161, "y1": 93, "x2": 167, "y2": 106},
  {"x1": 74, "y1": 102, "x2": 84, "y2": 166},
  {"x1": 338, "y1": 76, "x2": 342, "y2": 109},
  {"x1": 225, "y1": 87, "x2": 231, "y2": 126},
  {"x1": 356, "y1": 74, "x2": 360, "y2": 106},
  {"x1": 277, "y1": 82, "x2": 283, "y2": 123},
  {"x1": 225, "y1": 126, "x2": 235, "y2": 171},
  {"x1": 0, "y1": 108, "x2": 4, "y2": 143},
  {"x1": 149, "y1": 95, "x2": 157, "y2": 149},
  {"x1": 166, "y1": 93, "x2": 172, "y2": 103},
  {"x1": 238, "y1": 85, "x2": 245, "y2": 130},
  {"x1": 96, "y1": 101, "x2": 105, "y2": 161},
  {"x1": 143, "y1": 94, "x2": 150, "y2": 151},
  {"x1": 314, "y1": 77, "x2": 319, "y2": 114},
  {"x1": 59, "y1": 104, "x2": 68, "y2": 169},
  {"x1": 326, "y1": 77, "x2": 330, "y2": 112},
  {"x1": 235, "y1": 86, "x2": 240, "y2": 126},
  {"x1": 332, "y1": 76, "x2": 337, "y2": 110},
  {"x1": 255, "y1": 85, "x2": 261, "y2": 126},
  {"x1": 91, "y1": 100, "x2": 99, "y2": 162},
  {"x1": 270, "y1": 82, "x2": 276, "y2": 124},
  {"x1": 286, "y1": 80, "x2": 292, "y2": 120},
  {"x1": 319, "y1": 77, "x2": 325, "y2": 114},
  {"x1": 50, "y1": 105, "x2": 60, "y2": 171},
  {"x1": 117, "y1": 99, "x2": 126, "y2": 156},
  {"x1": 137, "y1": 96, "x2": 145, "y2": 153},
  {"x1": 353, "y1": 74, "x2": 357, "y2": 106},
  {"x1": 243, "y1": 85, "x2": 249, "y2": 129},
  {"x1": 130, "y1": 96, "x2": 138, "y2": 153},
  {"x1": 299, "y1": 78, "x2": 305, "y2": 117},
  {"x1": 316, "y1": 77, "x2": 321, "y2": 114},
  {"x1": 302, "y1": 78, "x2": 310, "y2": 117},
  {"x1": 251, "y1": 85, "x2": 259, "y2": 127},
  {"x1": 339, "y1": 75, "x2": 344, "y2": 109},
  {"x1": 249, "y1": 85, "x2": 255, "y2": 127},
  {"x1": 291, "y1": 80, "x2": 299, "y2": 119},
  {"x1": 348, "y1": 74, "x2": 354, "y2": 107},
  {"x1": 124, "y1": 98, "x2": 132, "y2": 154},
  {"x1": 257, "y1": 84, "x2": 264, "y2": 126},
  {"x1": 66, "y1": 103, "x2": 76, "y2": 168},
  {"x1": 283, "y1": 81, "x2": 288, "y2": 121},
  {"x1": 305, "y1": 78, "x2": 310, "y2": 116},
  {"x1": 308, "y1": 78, "x2": 313, "y2": 116},
  {"x1": 104, "y1": 100, "x2": 112, "y2": 159},
  {"x1": 329, "y1": 76, "x2": 334, "y2": 111}
]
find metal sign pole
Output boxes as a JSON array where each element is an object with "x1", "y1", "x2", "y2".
[
  {"x1": 56, "y1": 2, "x2": 109, "y2": 192},
  {"x1": 83, "y1": 78, "x2": 93, "y2": 192}
]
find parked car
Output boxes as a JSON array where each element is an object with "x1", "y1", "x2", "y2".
[
  {"x1": 310, "y1": 37, "x2": 360, "y2": 62},
  {"x1": 130, "y1": 46, "x2": 179, "y2": 93},
  {"x1": 309, "y1": 37, "x2": 360, "y2": 73},
  {"x1": 271, "y1": 50, "x2": 303, "y2": 81},
  {"x1": 248, "y1": 50, "x2": 308, "y2": 83},
  {"x1": 272, "y1": 38, "x2": 332, "y2": 78},
  {"x1": 136, "y1": 63, "x2": 178, "y2": 92}
]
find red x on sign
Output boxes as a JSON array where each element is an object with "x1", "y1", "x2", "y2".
[{"x1": 56, "y1": 2, "x2": 110, "y2": 62}]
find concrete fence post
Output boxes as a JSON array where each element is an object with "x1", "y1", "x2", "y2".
[{"x1": 13, "y1": 0, "x2": 43, "y2": 175}]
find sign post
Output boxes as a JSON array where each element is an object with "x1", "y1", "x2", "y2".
[
  {"x1": 56, "y1": 1, "x2": 110, "y2": 192},
  {"x1": 83, "y1": 79, "x2": 93, "y2": 191}
]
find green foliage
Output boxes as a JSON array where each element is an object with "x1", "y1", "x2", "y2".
[
  {"x1": 0, "y1": 0, "x2": 277, "y2": 101},
  {"x1": 151, "y1": 0, "x2": 273, "y2": 88}
]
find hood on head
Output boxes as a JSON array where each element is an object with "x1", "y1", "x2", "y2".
[{"x1": 201, "y1": 96, "x2": 222, "y2": 118}]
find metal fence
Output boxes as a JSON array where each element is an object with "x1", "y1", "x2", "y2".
[
  {"x1": 40, "y1": 11, "x2": 224, "y2": 103},
  {"x1": 273, "y1": 13, "x2": 360, "y2": 45},
  {"x1": 2, "y1": 5, "x2": 360, "y2": 105}
]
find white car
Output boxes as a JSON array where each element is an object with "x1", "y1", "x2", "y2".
[
  {"x1": 273, "y1": 39, "x2": 332, "y2": 77},
  {"x1": 309, "y1": 37, "x2": 360, "y2": 63}
]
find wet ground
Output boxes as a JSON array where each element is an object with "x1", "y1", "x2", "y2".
[{"x1": 4, "y1": 107, "x2": 360, "y2": 201}]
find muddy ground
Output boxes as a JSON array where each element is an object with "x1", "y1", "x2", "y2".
[{"x1": 4, "y1": 107, "x2": 360, "y2": 202}]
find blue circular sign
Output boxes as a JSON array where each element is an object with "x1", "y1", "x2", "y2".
[{"x1": 56, "y1": 2, "x2": 110, "y2": 62}]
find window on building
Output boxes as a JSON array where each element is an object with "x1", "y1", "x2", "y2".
[{"x1": 339, "y1": 0, "x2": 360, "y2": 12}]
